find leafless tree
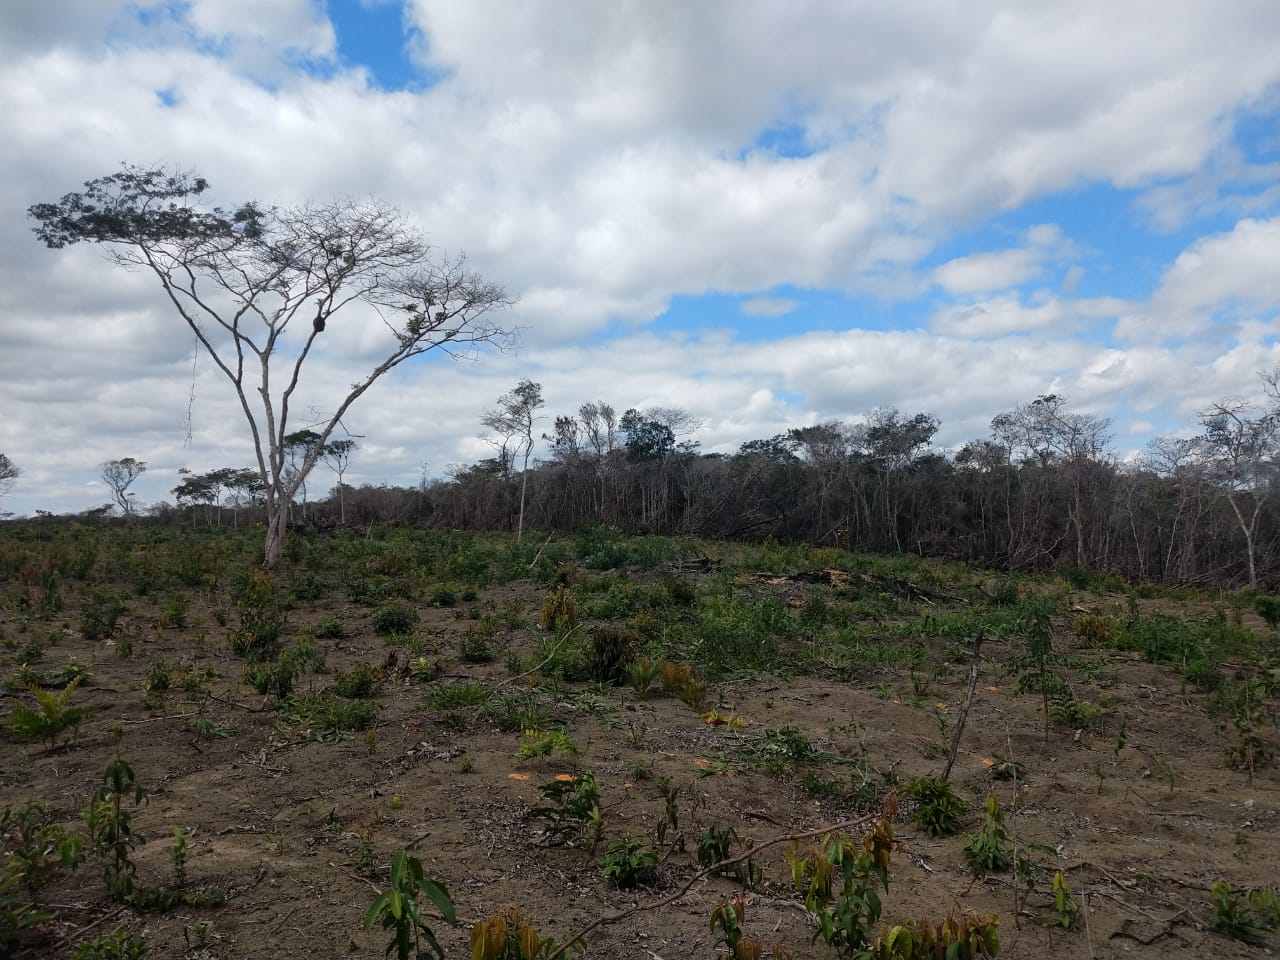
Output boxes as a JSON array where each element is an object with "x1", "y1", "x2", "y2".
[
  {"x1": 481, "y1": 380, "x2": 544, "y2": 542},
  {"x1": 1193, "y1": 398, "x2": 1279, "y2": 589}
]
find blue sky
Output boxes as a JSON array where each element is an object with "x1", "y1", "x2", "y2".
[{"x1": 0, "y1": 0, "x2": 1277, "y2": 516}]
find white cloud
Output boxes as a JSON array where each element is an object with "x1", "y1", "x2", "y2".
[
  {"x1": 740, "y1": 297, "x2": 800, "y2": 317},
  {"x1": 1154, "y1": 217, "x2": 1280, "y2": 322},
  {"x1": 932, "y1": 224, "x2": 1072, "y2": 295},
  {"x1": 1, "y1": 1, "x2": 1278, "y2": 515}
]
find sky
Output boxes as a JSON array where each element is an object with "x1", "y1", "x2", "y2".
[{"x1": 1, "y1": 0, "x2": 1278, "y2": 517}]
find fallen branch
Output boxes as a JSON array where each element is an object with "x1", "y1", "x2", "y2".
[{"x1": 207, "y1": 691, "x2": 271, "y2": 713}]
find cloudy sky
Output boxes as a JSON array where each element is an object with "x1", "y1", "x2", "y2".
[{"x1": 1, "y1": 0, "x2": 1278, "y2": 516}]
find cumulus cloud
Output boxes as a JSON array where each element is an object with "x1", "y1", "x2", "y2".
[{"x1": 1, "y1": 1, "x2": 1278, "y2": 515}]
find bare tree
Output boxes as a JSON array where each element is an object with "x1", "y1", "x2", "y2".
[
  {"x1": 481, "y1": 379, "x2": 544, "y2": 542},
  {"x1": 30, "y1": 166, "x2": 513, "y2": 567},
  {"x1": 1194, "y1": 398, "x2": 1278, "y2": 589},
  {"x1": 992, "y1": 394, "x2": 1112, "y2": 567},
  {"x1": 101, "y1": 457, "x2": 146, "y2": 517}
]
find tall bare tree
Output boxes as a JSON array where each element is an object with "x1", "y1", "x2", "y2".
[
  {"x1": 30, "y1": 166, "x2": 513, "y2": 567},
  {"x1": 481, "y1": 380, "x2": 544, "y2": 542},
  {"x1": 1194, "y1": 398, "x2": 1278, "y2": 589}
]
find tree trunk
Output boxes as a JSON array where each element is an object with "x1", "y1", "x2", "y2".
[
  {"x1": 517, "y1": 469, "x2": 528, "y2": 544},
  {"x1": 264, "y1": 507, "x2": 287, "y2": 569}
]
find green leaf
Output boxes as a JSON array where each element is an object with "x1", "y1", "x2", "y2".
[
  {"x1": 420, "y1": 878, "x2": 457, "y2": 925},
  {"x1": 365, "y1": 890, "x2": 395, "y2": 929}
]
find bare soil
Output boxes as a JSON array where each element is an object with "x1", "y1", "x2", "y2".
[{"x1": 3, "y1": 566, "x2": 1278, "y2": 960}]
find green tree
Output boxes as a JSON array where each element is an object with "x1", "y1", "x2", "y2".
[
  {"x1": 100, "y1": 458, "x2": 146, "y2": 517},
  {"x1": 322, "y1": 438, "x2": 358, "y2": 524},
  {"x1": 30, "y1": 166, "x2": 512, "y2": 568}
]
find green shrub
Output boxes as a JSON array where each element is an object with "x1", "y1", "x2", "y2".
[
  {"x1": 79, "y1": 591, "x2": 126, "y2": 642},
  {"x1": 229, "y1": 571, "x2": 285, "y2": 661},
  {"x1": 963, "y1": 794, "x2": 1012, "y2": 875},
  {"x1": 4, "y1": 679, "x2": 94, "y2": 750},
  {"x1": 585, "y1": 625, "x2": 636, "y2": 685},
  {"x1": 332, "y1": 661, "x2": 381, "y2": 699},
  {"x1": 600, "y1": 838, "x2": 658, "y2": 888},
  {"x1": 314, "y1": 616, "x2": 345, "y2": 639},
  {"x1": 372, "y1": 602, "x2": 418, "y2": 636},
  {"x1": 902, "y1": 777, "x2": 968, "y2": 838}
]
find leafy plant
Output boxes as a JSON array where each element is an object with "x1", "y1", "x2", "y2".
[
  {"x1": 315, "y1": 616, "x2": 345, "y2": 639},
  {"x1": 1248, "y1": 888, "x2": 1280, "y2": 929},
  {"x1": 83, "y1": 734, "x2": 148, "y2": 902},
  {"x1": 629, "y1": 656, "x2": 661, "y2": 697},
  {"x1": 426, "y1": 681, "x2": 487, "y2": 710},
  {"x1": 363, "y1": 849, "x2": 457, "y2": 960},
  {"x1": 1208, "y1": 880, "x2": 1270, "y2": 945},
  {"x1": 5, "y1": 678, "x2": 95, "y2": 750},
  {"x1": 697, "y1": 825, "x2": 762, "y2": 890},
  {"x1": 1049, "y1": 694, "x2": 1100, "y2": 730},
  {"x1": 869, "y1": 908, "x2": 1000, "y2": 959},
  {"x1": 785, "y1": 817, "x2": 897, "y2": 957},
  {"x1": 1072, "y1": 612, "x2": 1111, "y2": 646},
  {"x1": 1, "y1": 801, "x2": 81, "y2": 894},
  {"x1": 79, "y1": 590, "x2": 126, "y2": 642},
  {"x1": 599, "y1": 837, "x2": 659, "y2": 888},
  {"x1": 144, "y1": 658, "x2": 172, "y2": 694},
  {"x1": 483, "y1": 692, "x2": 550, "y2": 733},
  {"x1": 516, "y1": 729, "x2": 579, "y2": 761},
  {"x1": 459, "y1": 626, "x2": 494, "y2": 663},
  {"x1": 333, "y1": 661, "x2": 382, "y2": 699},
  {"x1": 963, "y1": 794, "x2": 1012, "y2": 875},
  {"x1": 539, "y1": 585, "x2": 578, "y2": 631},
  {"x1": 902, "y1": 777, "x2": 968, "y2": 838},
  {"x1": 373, "y1": 602, "x2": 419, "y2": 636},
  {"x1": 470, "y1": 905, "x2": 574, "y2": 960},
  {"x1": 1254, "y1": 595, "x2": 1280, "y2": 630},
  {"x1": 529, "y1": 772, "x2": 602, "y2": 848},
  {"x1": 1014, "y1": 606, "x2": 1056, "y2": 738},
  {"x1": 281, "y1": 692, "x2": 378, "y2": 740},
  {"x1": 168, "y1": 827, "x2": 190, "y2": 889},
  {"x1": 72, "y1": 925, "x2": 148, "y2": 960},
  {"x1": 710, "y1": 899, "x2": 763, "y2": 960},
  {"x1": 1224, "y1": 695, "x2": 1274, "y2": 781},
  {"x1": 989, "y1": 754, "x2": 1025, "y2": 782},
  {"x1": 1, "y1": 863, "x2": 54, "y2": 953},
  {"x1": 585, "y1": 625, "x2": 636, "y2": 685},
  {"x1": 229, "y1": 570, "x2": 286, "y2": 661},
  {"x1": 158, "y1": 592, "x2": 189, "y2": 629},
  {"x1": 1050, "y1": 872, "x2": 1080, "y2": 930}
]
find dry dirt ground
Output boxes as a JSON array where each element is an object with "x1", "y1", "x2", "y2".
[{"x1": 2, "y1": 562, "x2": 1278, "y2": 960}]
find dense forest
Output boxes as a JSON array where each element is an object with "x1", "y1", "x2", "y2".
[{"x1": 93, "y1": 385, "x2": 1280, "y2": 592}]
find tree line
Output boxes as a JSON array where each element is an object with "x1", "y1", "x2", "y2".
[{"x1": 409, "y1": 382, "x2": 1277, "y2": 590}]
